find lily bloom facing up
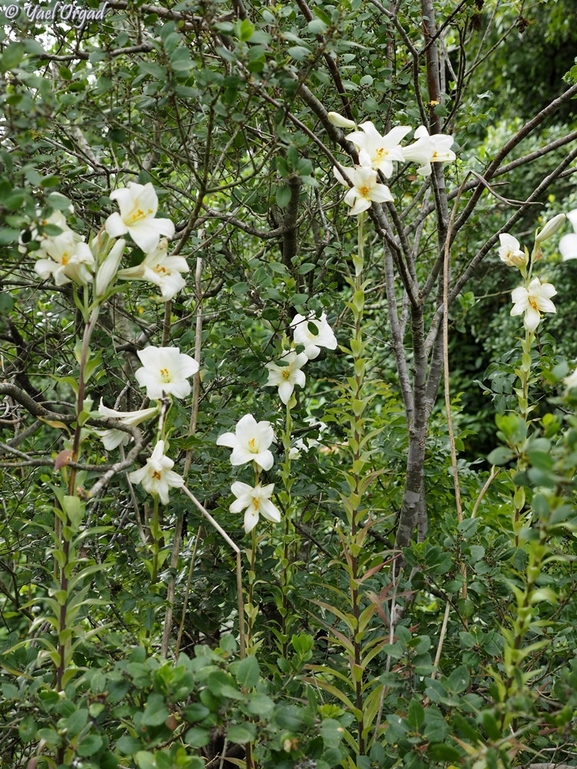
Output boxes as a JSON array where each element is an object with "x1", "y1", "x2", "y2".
[
  {"x1": 105, "y1": 182, "x2": 175, "y2": 254},
  {"x1": 216, "y1": 414, "x2": 275, "y2": 471},
  {"x1": 333, "y1": 165, "x2": 393, "y2": 215},
  {"x1": 135, "y1": 346, "x2": 199, "y2": 400},
  {"x1": 346, "y1": 121, "x2": 411, "y2": 178}
]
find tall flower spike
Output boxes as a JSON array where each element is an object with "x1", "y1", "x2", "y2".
[
  {"x1": 128, "y1": 440, "x2": 184, "y2": 505},
  {"x1": 291, "y1": 312, "x2": 337, "y2": 359},
  {"x1": 229, "y1": 481, "x2": 281, "y2": 533},
  {"x1": 216, "y1": 414, "x2": 275, "y2": 471},
  {"x1": 134, "y1": 346, "x2": 199, "y2": 400},
  {"x1": 333, "y1": 165, "x2": 393, "y2": 215},
  {"x1": 105, "y1": 182, "x2": 175, "y2": 254},
  {"x1": 510, "y1": 277, "x2": 557, "y2": 332},
  {"x1": 265, "y1": 351, "x2": 308, "y2": 405},
  {"x1": 346, "y1": 122, "x2": 411, "y2": 178}
]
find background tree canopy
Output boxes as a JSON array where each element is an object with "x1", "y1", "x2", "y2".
[{"x1": 2, "y1": 0, "x2": 577, "y2": 767}]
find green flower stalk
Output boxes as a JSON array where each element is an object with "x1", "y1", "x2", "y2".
[
  {"x1": 276, "y1": 397, "x2": 298, "y2": 659},
  {"x1": 488, "y1": 222, "x2": 565, "y2": 737}
]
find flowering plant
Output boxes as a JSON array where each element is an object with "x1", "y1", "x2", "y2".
[{"x1": 217, "y1": 414, "x2": 275, "y2": 471}]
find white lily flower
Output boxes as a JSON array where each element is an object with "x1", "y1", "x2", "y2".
[
  {"x1": 128, "y1": 439, "x2": 184, "y2": 505},
  {"x1": 559, "y1": 209, "x2": 577, "y2": 260},
  {"x1": 94, "y1": 239, "x2": 126, "y2": 296},
  {"x1": 535, "y1": 213, "x2": 566, "y2": 244},
  {"x1": 563, "y1": 366, "x2": 577, "y2": 394},
  {"x1": 510, "y1": 277, "x2": 557, "y2": 332},
  {"x1": 333, "y1": 165, "x2": 393, "y2": 215},
  {"x1": 34, "y1": 232, "x2": 95, "y2": 286},
  {"x1": 498, "y1": 234, "x2": 526, "y2": 267},
  {"x1": 105, "y1": 182, "x2": 175, "y2": 254},
  {"x1": 98, "y1": 400, "x2": 160, "y2": 425},
  {"x1": 24, "y1": 210, "x2": 73, "y2": 257},
  {"x1": 289, "y1": 440, "x2": 307, "y2": 460},
  {"x1": 563, "y1": 367, "x2": 577, "y2": 391},
  {"x1": 28, "y1": 210, "x2": 70, "y2": 251},
  {"x1": 304, "y1": 416, "x2": 328, "y2": 448},
  {"x1": 265, "y1": 351, "x2": 308, "y2": 405},
  {"x1": 559, "y1": 233, "x2": 577, "y2": 261},
  {"x1": 117, "y1": 238, "x2": 189, "y2": 301},
  {"x1": 216, "y1": 414, "x2": 275, "y2": 471},
  {"x1": 291, "y1": 312, "x2": 338, "y2": 359},
  {"x1": 39, "y1": 210, "x2": 70, "y2": 231},
  {"x1": 327, "y1": 111, "x2": 356, "y2": 129},
  {"x1": 346, "y1": 122, "x2": 411, "y2": 178},
  {"x1": 401, "y1": 126, "x2": 456, "y2": 176},
  {"x1": 567, "y1": 209, "x2": 577, "y2": 230},
  {"x1": 95, "y1": 428, "x2": 131, "y2": 451},
  {"x1": 229, "y1": 481, "x2": 281, "y2": 533},
  {"x1": 289, "y1": 418, "x2": 328, "y2": 458},
  {"x1": 134, "y1": 346, "x2": 199, "y2": 400},
  {"x1": 95, "y1": 400, "x2": 159, "y2": 450}
]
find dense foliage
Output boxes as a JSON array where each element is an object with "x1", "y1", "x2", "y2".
[{"x1": 2, "y1": 0, "x2": 577, "y2": 768}]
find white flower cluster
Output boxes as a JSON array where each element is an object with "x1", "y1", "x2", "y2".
[
  {"x1": 217, "y1": 414, "x2": 280, "y2": 533},
  {"x1": 265, "y1": 311, "x2": 337, "y2": 404},
  {"x1": 216, "y1": 311, "x2": 338, "y2": 532},
  {"x1": 497, "y1": 216, "x2": 567, "y2": 333},
  {"x1": 97, "y1": 346, "x2": 199, "y2": 504},
  {"x1": 26, "y1": 183, "x2": 199, "y2": 506},
  {"x1": 328, "y1": 113, "x2": 456, "y2": 215},
  {"x1": 28, "y1": 182, "x2": 188, "y2": 302},
  {"x1": 500, "y1": 214, "x2": 577, "y2": 397}
]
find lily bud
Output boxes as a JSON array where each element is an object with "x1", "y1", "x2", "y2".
[
  {"x1": 327, "y1": 111, "x2": 356, "y2": 129},
  {"x1": 95, "y1": 238, "x2": 125, "y2": 297},
  {"x1": 535, "y1": 213, "x2": 566, "y2": 243}
]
